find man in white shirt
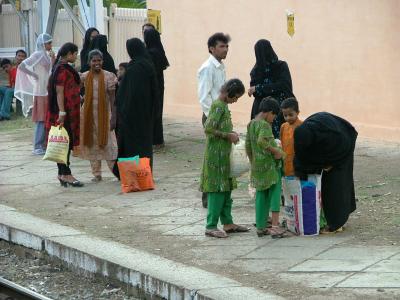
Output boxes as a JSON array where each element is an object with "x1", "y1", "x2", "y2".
[{"x1": 197, "y1": 32, "x2": 231, "y2": 208}]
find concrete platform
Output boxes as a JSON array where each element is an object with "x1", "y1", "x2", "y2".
[
  {"x1": 1, "y1": 119, "x2": 400, "y2": 299},
  {"x1": 0, "y1": 206, "x2": 280, "y2": 300}
]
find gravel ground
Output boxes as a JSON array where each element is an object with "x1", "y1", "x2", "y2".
[{"x1": 0, "y1": 244, "x2": 141, "y2": 300}]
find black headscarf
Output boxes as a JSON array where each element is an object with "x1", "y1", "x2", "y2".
[
  {"x1": 80, "y1": 27, "x2": 99, "y2": 72},
  {"x1": 143, "y1": 28, "x2": 169, "y2": 71},
  {"x1": 250, "y1": 39, "x2": 278, "y2": 84},
  {"x1": 82, "y1": 27, "x2": 99, "y2": 52},
  {"x1": 294, "y1": 112, "x2": 358, "y2": 173},
  {"x1": 89, "y1": 35, "x2": 116, "y2": 73}
]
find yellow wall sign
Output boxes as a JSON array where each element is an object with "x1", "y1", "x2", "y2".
[
  {"x1": 147, "y1": 9, "x2": 162, "y2": 34},
  {"x1": 15, "y1": 0, "x2": 21, "y2": 11},
  {"x1": 287, "y1": 11, "x2": 295, "y2": 37}
]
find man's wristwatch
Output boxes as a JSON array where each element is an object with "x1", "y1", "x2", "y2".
[{"x1": 59, "y1": 111, "x2": 67, "y2": 116}]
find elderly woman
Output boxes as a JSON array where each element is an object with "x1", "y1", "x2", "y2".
[
  {"x1": 15, "y1": 33, "x2": 55, "y2": 155},
  {"x1": 248, "y1": 39, "x2": 294, "y2": 138},
  {"x1": 79, "y1": 49, "x2": 118, "y2": 182},
  {"x1": 46, "y1": 42, "x2": 83, "y2": 187},
  {"x1": 294, "y1": 112, "x2": 358, "y2": 233}
]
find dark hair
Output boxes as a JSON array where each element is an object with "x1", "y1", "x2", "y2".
[
  {"x1": 126, "y1": 38, "x2": 148, "y2": 60},
  {"x1": 259, "y1": 97, "x2": 280, "y2": 115},
  {"x1": 87, "y1": 49, "x2": 103, "y2": 64},
  {"x1": 15, "y1": 49, "x2": 27, "y2": 56},
  {"x1": 0, "y1": 59, "x2": 12, "y2": 67},
  {"x1": 142, "y1": 22, "x2": 156, "y2": 31},
  {"x1": 82, "y1": 27, "x2": 99, "y2": 51},
  {"x1": 143, "y1": 28, "x2": 170, "y2": 69},
  {"x1": 207, "y1": 32, "x2": 231, "y2": 54},
  {"x1": 56, "y1": 42, "x2": 78, "y2": 62},
  {"x1": 119, "y1": 62, "x2": 128, "y2": 69},
  {"x1": 221, "y1": 78, "x2": 245, "y2": 98},
  {"x1": 281, "y1": 97, "x2": 299, "y2": 112}
]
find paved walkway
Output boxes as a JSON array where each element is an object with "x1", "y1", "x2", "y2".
[{"x1": 1, "y1": 118, "x2": 400, "y2": 299}]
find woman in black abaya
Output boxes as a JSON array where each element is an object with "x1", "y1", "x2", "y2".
[
  {"x1": 113, "y1": 38, "x2": 158, "y2": 178},
  {"x1": 80, "y1": 27, "x2": 99, "y2": 73},
  {"x1": 144, "y1": 28, "x2": 169, "y2": 149},
  {"x1": 294, "y1": 112, "x2": 358, "y2": 233},
  {"x1": 248, "y1": 39, "x2": 294, "y2": 138},
  {"x1": 89, "y1": 35, "x2": 116, "y2": 74}
]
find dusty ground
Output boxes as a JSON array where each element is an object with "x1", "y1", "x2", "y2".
[{"x1": 1, "y1": 113, "x2": 400, "y2": 299}]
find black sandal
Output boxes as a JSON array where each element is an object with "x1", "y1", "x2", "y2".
[
  {"x1": 67, "y1": 180, "x2": 84, "y2": 187},
  {"x1": 60, "y1": 178, "x2": 84, "y2": 187}
]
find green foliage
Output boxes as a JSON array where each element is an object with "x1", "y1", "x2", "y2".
[
  {"x1": 104, "y1": 0, "x2": 146, "y2": 9},
  {"x1": 66, "y1": 0, "x2": 146, "y2": 9}
]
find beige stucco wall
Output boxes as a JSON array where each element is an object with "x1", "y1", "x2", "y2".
[{"x1": 147, "y1": 0, "x2": 400, "y2": 141}]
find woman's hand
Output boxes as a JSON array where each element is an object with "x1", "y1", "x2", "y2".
[
  {"x1": 248, "y1": 86, "x2": 256, "y2": 97},
  {"x1": 57, "y1": 114, "x2": 65, "y2": 126},
  {"x1": 110, "y1": 118, "x2": 116, "y2": 131},
  {"x1": 49, "y1": 49, "x2": 55, "y2": 59},
  {"x1": 227, "y1": 132, "x2": 239, "y2": 144}
]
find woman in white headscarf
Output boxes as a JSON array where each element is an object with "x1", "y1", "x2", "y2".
[{"x1": 15, "y1": 33, "x2": 55, "y2": 155}]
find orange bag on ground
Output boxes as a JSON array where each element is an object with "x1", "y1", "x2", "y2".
[{"x1": 117, "y1": 157, "x2": 155, "y2": 193}]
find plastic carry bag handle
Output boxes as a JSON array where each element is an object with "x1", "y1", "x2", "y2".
[{"x1": 118, "y1": 155, "x2": 140, "y2": 165}]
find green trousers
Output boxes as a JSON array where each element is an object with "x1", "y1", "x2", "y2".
[
  {"x1": 255, "y1": 182, "x2": 281, "y2": 230},
  {"x1": 206, "y1": 191, "x2": 233, "y2": 229},
  {"x1": 320, "y1": 207, "x2": 328, "y2": 228},
  {"x1": 270, "y1": 177, "x2": 282, "y2": 212},
  {"x1": 255, "y1": 189, "x2": 272, "y2": 230}
]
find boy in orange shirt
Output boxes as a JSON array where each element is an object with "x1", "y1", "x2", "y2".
[{"x1": 280, "y1": 98, "x2": 303, "y2": 176}]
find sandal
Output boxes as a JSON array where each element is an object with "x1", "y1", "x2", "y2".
[
  {"x1": 320, "y1": 226, "x2": 344, "y2": 234},
  {"x1": 224, "y1": 224, "x2": 250, "y2": 233},
  {"x1": 268, "y1": 226, "x2": 288, "y2": 239},
  {"x1": 205, "y1": 229, "x2": 228, "y2": 238},
  {"x1": 256, "y1": 228, "x2": 270, "y2": 237},
  {"x1": 91, "y1": 175, "x2": 102, "y2": 183},
  {"x1": 253, "y1": 218, "x2": 272, "y2": 228}
]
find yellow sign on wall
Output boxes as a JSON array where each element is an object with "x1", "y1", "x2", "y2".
[
  {"x1": 147, "y1": 9, "x2": 162, "y2": 34},
  {"x1": 15, "y1": 0, "x2": 21, "y2": 11},
  {"x1": 287, "y1": 11, "x2": 295, "y2": 37}
]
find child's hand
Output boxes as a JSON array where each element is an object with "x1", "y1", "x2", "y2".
[
  {"x1": 274, "y1": 152, "x2": 282, "y2": 159},
  {"x1": 227, "y1": 132, "x2": 239, "y2": 144},
  {"x1": 248, "y1": 86, "x2": 256, "y2": 97}
]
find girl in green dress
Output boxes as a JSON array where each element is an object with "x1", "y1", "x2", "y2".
[
  {"x1": 200, "y1": 79, "x2": 249, "y2": 238},
  {"x1": 246, "y1": 97, "x2": 287, "y2": 238}
]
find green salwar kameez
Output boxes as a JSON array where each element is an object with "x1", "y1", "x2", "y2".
[
  {"x1": 246, "y1": 119, "x2": 283, "y2": 230},
  {"x1": 200, "y1": 100, "x2": 236, "y2": 229}
]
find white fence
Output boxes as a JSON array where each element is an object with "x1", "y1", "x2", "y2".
[
  {"x1": 109, "y1": 4, "x2": 147, "y2": 65},
  {"x1": 0, "y1": 2, "x2": 146, "y2": 66}
]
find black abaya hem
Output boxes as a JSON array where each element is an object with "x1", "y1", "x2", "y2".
[{"x1": 321, "y1": 155, "x2": 356, "y2": 231}]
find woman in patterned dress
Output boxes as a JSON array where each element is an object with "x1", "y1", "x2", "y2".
[
  {"x1": 200, "y1": 79, "x2": 249, "y2": 238},
  {"x1": 79, "y1": 50, "x2": 118, "y2": 182},
  {"x1": 46, "y1": 43, "x2": 83, "y2": 187}
]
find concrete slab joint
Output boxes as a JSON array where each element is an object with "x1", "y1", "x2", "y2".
[{"x1": 0, "y1": 211, "x2": 280, "y2": 300}]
